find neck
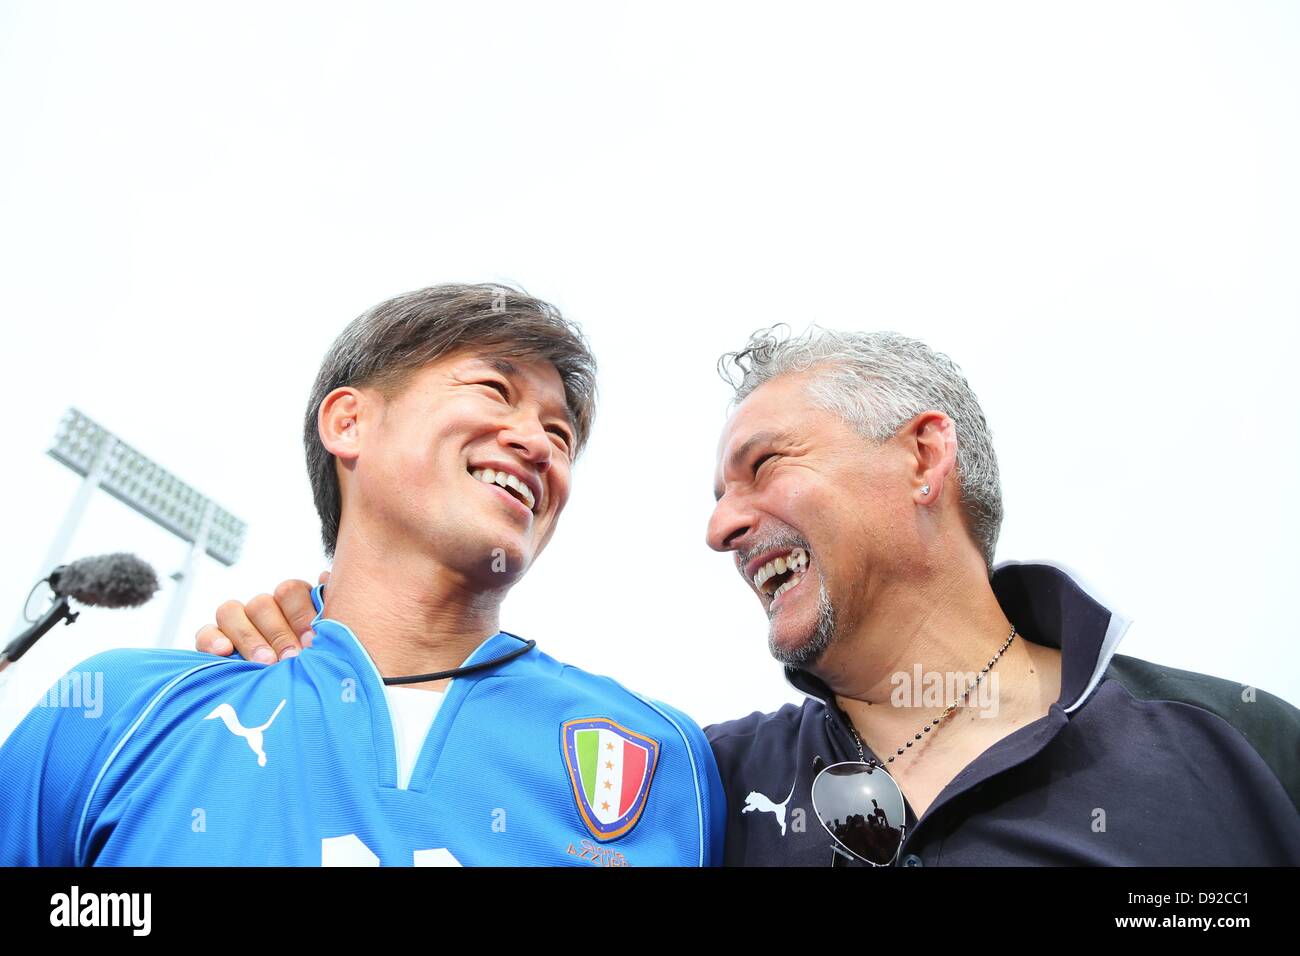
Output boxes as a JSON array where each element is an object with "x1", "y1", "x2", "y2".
[
  {"x1": 322, "y1": 526, "x2": 506, "y2": 690},
  {"x1": 817, "y1": 557, "x2": 1061, "y2": 757}
]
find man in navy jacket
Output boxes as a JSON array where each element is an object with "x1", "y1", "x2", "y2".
[{"x1": 701, "y1": 328, "x2": 1297, "y2": 865}]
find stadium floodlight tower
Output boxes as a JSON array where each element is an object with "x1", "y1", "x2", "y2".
[{"x1": 22, "y1": 408, "x2": 248, "y2": 648}]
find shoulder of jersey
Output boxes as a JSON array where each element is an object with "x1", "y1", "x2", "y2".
[
  {"x1": 73, "y1": 646, "x2": 245, "y2": 684},
  {"x1": 68, "y1": 646, "x2": 300, "y2": 715},
  {"x1": 503, "y1": 641, "x2": 708, "y2": 742}
]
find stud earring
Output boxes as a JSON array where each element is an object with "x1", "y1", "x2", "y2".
[{"x1": 920, "y1": 484, "x2": 930, "y2": 496}]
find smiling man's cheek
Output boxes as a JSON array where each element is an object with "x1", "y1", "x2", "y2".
[{"x1": 529, "y1": 477, "x2": 569, "y2": 558}]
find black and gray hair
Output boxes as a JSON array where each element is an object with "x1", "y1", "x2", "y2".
[
  {"x1": 718, "y1": 326, "x2": 1002, "y2": 569},
  {"x1": 305, "y1": 283, "x2": 598, "y2": 558}
]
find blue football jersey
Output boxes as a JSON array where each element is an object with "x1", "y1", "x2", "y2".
[{"x1": 0, "y1": 605, "x2": 725, "y2": 867}]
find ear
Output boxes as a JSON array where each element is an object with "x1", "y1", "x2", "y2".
[
  {"x1": 318, "y1": 387, "x2": 367, "y2": 463},
  {"x1": 905, "y1": 411, "x2": 958, "y2": 505}
]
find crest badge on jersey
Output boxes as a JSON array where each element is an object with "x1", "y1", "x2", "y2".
[{"x1": 562, "y1": 718, "x2": 660, "y2": 842}]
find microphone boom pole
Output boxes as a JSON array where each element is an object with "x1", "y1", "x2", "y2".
[{"x1": 0, "y1": 596, "x2": 78, "y2": 674}]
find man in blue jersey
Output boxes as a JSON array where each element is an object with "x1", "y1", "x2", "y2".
[
  {"x1": 0, "y1": 284, "x2": 725, "y2": 866},
  {"x1": 198, "y1": 325, "x2": 1300, "y2": 866}
]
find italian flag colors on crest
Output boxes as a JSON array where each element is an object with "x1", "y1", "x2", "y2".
[{"x1": 562, "y1": 718, "x2": 660, "y2": 841}]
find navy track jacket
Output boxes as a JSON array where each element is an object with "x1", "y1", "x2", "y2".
[{"x1": 706, "y1": 562, "x2": 1300, "y2": 866}]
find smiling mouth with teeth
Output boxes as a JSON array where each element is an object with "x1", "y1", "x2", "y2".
[
  {"x1": 470, "y1": 467, "x2": 537, "y2": 512},
  {"x1": 752, "y1": 547, "x2": 809, "y2": 601}
]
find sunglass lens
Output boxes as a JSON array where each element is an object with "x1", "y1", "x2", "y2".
[{"x1": 812, "y1": 762, "x2": 906, "y2": 866}]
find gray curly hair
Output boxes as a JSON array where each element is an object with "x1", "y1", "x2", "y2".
[{"x1": 718, "y1": 326, "x2": 1002, "y2": 569}]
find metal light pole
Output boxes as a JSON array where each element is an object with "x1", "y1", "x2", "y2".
[{"x1": 15, "y1": 408, "x2": 248, "y2": 649}]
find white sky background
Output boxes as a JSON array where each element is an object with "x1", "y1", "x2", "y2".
[{"x1": 1, "y1": 1, "x2": 1297, "y2": 741}]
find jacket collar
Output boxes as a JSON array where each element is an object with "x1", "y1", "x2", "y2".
[{"x1": 784, "y1": 561, "x2": 1130, "y2": 715}]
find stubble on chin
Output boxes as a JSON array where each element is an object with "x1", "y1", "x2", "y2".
[{"x1": 768, "y1": 577, "x2": 836, "y2": 669}]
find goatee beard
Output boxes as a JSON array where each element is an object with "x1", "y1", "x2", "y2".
[{"x1": 768, "y1": 577, "x2": 836, "y2": 668}]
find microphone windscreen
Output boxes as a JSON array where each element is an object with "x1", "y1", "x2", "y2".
[{"x1": 53, "y1": 553, "x2": 160, "y2": 608}]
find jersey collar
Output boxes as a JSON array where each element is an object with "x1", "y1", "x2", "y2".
[{"x1": 305, "y1": 584, "x2": 535, "y2": 791}]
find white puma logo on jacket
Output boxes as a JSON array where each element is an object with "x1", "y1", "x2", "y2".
[
  {"x1": 204, "y1": 699, "x2": 287, "y2": 767},
  {"x1": 741, "y1": 776, "x2": 798, "y2": 835}
]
